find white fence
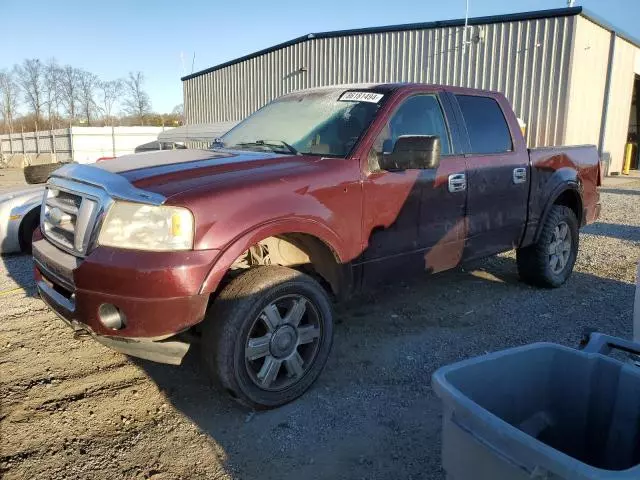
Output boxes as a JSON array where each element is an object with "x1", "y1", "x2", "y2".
[{"x1": 0, "y1": 126, "x2": 172, "y2": 166}]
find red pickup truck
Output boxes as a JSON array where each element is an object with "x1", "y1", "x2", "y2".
[{"x1": 33, "y1": 83, "x2": 601, "y2": 408}]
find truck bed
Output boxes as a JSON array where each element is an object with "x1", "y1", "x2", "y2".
[{"x1": 526, "y1": 145, "x2": 601, "y2": 240}]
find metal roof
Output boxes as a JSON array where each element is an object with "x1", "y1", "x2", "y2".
[
  {"x1": 579, "y1": 8, "x2": 640, "y2": 50},
  {"x1": 182, "y1": 6, "x2": 639, "y2": 82}
]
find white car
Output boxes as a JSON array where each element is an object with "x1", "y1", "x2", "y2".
[{"x1": 0, "y1": 185, "x2": 44, "y2": 254}]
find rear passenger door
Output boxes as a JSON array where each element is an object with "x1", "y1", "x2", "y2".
[{"x1": 452, "y1": 94, "x2": 530, "y2": 260}]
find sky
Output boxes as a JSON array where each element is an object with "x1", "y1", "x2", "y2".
[{"x1": 3, "y1": 0, "x2": 639, "y2": 114}]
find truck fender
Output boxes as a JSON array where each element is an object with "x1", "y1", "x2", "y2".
[
  {"x1": 0, "y1": 197, "x2": 42, "y2": 254},
  {"x1": 15, "y1": 199, "x2": 42, "y2": 218},
  {"x1": 533, "y1": 170, "x2": 583, "y2": 243},
  {"x1": 17, "y1": 201, "x2": 42, "y2": 244},
  {"x1": 198, "y1": 218, "x2": 347, "y2": 295}
]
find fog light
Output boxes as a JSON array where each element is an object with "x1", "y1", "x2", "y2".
[{"x1": 98, "y1": 303, "x2": 126, "y2": 330}]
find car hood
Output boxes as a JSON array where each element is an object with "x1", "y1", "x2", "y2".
[
  {"x1": 0, "y1": 184, "x2": 44, "y2": 203},
  {"x1": 93, "y1": 148, "x2": 324, "y2": 198}
]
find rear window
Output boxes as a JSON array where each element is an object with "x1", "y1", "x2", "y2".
[{"x1": 456, "y1": 95, "x2": 513, "y2": 154}]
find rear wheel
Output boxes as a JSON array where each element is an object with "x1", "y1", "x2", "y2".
[
  {"x1": 516, "y1": 205, "x2": 579, "y2": 288},
  {"x1": 201, "y1": 266, "x2": 334, "y2": 409}
]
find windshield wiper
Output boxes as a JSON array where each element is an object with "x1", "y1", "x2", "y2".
[{"x1": 231, "y1": 140, "x2": 299, "y2": 155}]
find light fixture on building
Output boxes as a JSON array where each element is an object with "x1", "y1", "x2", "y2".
[{"x1": 471, "y1": 27, "x2": 485, "y2": 44}]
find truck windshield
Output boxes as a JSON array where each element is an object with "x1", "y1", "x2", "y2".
[{"x1": 219, "y1": 88, "x2": 386, "y2": 157}]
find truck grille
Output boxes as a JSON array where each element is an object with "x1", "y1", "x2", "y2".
[{"x1": 42, "y1": 186, "x2": 101, "y2": 256}]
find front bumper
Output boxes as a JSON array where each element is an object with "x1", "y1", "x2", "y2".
[
  {"x1": 38, "y1": 282, "x2": 191, "y2": 364},
  {"x1": 33, "y1": 235, "x2": 219, "y2": 364}
]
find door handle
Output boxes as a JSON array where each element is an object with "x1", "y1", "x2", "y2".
[
  {"x1": 448, "y1": 173, "x2": 466, "y2": 193},
  {"x1": 513, "y1": 167, "x2": 527, "y2": 184}
]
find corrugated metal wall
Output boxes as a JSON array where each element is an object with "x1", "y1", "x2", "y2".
[
  {"x1": 563, "y1": 16, "x2": 611, "y2": 149},
  {"x1": 184, "y1": 15, "x2": 575, "y2": 148},
  {"x1": 564, "y1": 16, "x2": 640, "y2": 174}
]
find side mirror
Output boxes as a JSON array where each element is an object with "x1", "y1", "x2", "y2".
[{"x1": 381, "y1": 135, "x2": 441, "y2": 171}]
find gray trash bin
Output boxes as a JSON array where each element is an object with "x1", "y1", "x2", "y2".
[{"x1": 432, "y1": 334, "x2": 640, "y2": 480}]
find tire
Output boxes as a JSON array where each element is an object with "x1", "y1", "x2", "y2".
[
  {"x1": 23, "y1": 163, "x2": 67, "y2": 184},
  {"x1": 18, "y1": 207, "x2": 41, "y2": 254},
  {"x1": 516, "y1": 205, "x2": 579, "y2": 288},
  {"x1": 201, "y1": 266, "x2": 334, "y2": 409}
]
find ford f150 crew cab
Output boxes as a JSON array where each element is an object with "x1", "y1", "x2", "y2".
[{"x1": 33, "y1": 83, "x2": 601, "y2": 408}]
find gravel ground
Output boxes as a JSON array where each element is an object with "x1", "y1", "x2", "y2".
[{"x1": 1, "y1": 171, "x2": 639, "y2": 480}]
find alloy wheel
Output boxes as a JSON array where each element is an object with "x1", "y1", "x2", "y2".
[
  {"x1": 244, "y1": 295, "x2": 321, "y2": 391},
  {"x1": 548, "y1": 221, "x2": 571, "y2": 274}
]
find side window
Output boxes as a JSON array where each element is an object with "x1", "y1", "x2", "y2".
[
  {"x1": 368, "y1": 95, "x2": 451, "y2": 170},
  {"x1": 456, "y1": 95, "x2": 513, "y2": 154}
]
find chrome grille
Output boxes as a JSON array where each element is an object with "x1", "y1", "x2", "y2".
[
  {"x1": 40, "y1": 164, "x2": 166, "y2": 257},
  {"x1": 41, "y1": 183, "x2": 104, "y2": 257}
]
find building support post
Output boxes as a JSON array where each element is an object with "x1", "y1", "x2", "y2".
[{"x1": 598, "y1": 31, "x2": 616, "y2": 174}]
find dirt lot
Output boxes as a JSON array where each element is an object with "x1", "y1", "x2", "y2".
[{"x1": 1, "y1": 169, "x2": 639, "y2": 480}]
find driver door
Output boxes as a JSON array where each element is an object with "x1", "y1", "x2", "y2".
[{"x1": 359, "y1": 91, "x2": 468, "y2": 280}]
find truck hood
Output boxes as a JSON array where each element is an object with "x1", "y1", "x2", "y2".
[{"x1": 93, "y1": 148, "x2": 320, "y2": 198}]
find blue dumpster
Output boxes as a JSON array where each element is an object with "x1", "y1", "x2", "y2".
[{"x1": 432, "y1": 334, "x2": 640, "y2": 479}]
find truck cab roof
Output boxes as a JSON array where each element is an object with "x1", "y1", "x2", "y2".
[{"x1": 281, "y1": 82, "x2": 505, "y2": 97}]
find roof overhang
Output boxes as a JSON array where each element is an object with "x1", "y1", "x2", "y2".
[{"x1": 181, "y1": 6, "x2": 639, "y2": 82}]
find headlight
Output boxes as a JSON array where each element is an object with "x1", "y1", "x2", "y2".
[{"x1": 98, "y1": 201, "x2": 194, "y2": 251}]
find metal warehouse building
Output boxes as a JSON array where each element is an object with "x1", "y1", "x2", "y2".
[{"x1": 182, "y1": 6, "x2": 640, "y2": 174}]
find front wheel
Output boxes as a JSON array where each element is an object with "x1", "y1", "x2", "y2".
[
  {"x1": 201, "y1": 266, "x2": 334, "y2": 409},
  {"x1": 18, "y1": 207, "x2": 41, "y2": 254},
  {"x1": 516, "y1": 205, "x2": 579, "y2": 288}
]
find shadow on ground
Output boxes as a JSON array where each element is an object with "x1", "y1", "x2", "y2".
[
  {"x1": 582, "y1": 222, "x2": 640, "y2": 242},
  {"x1": 136, "y1": 256, "x2": 635, "y2": 480},
  {"x1": 600, "y1": 187, "x2": 640, "y2": 196},
  {"x1": 1, "y1": 253, "x2": 37, "y2": 296}
]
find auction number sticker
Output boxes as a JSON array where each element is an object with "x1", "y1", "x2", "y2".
[{"x1": 339, "y1": 91, "x2": 384, "y2": 103}]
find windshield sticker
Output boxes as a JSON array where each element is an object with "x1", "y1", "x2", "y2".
[{"x1": 339, "y1": 91, "x2": 384, "y2": 103}]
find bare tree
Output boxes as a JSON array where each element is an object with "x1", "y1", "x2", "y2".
[
  {"x1": 123, "y1": 72, "x2": 151, "y2": 125},
  {"x1": 2, "y1": 59, "x2": 175, "y2": 131},
  {"x1": 172, "y1": 103, "x2": 184, "y2": 116},
  {"x1": 171, "y1": 104, "x2": 184, "y2": 126},
  {"x1": 15, "y1": 59, "x2": 45, "y2": 126},
  {"x1": 77, "y1": 70, "x2": 98, "y2": 125},
  {"x1": 59, "y1": 65, "x2": 80, "y2": 121},
  {"x1": 43, "y1": 58, "x2": 62, "y2": 129},
  {"x1": 0, "y1": 70, "x2": 20, "y2": 133},
  {"x1": 97, "y1": 79, "x2": 123, "y2": 125}
]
